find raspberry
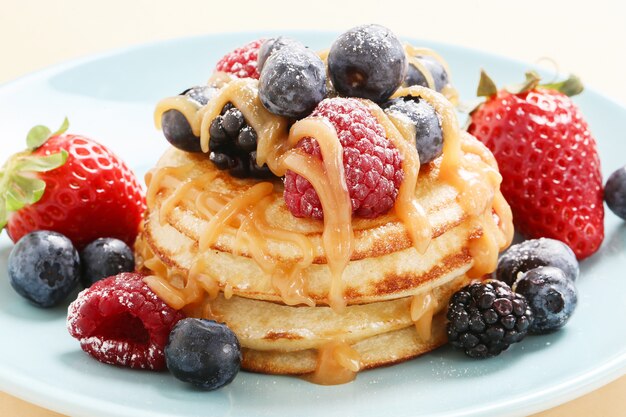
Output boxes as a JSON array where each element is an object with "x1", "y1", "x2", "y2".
[
  {"x1": 284, "y1": 98, "x2": 403, "y2": 219},
  {"x1": 67, "y1": 272, "x2": 185, "y2": 370},
  {"x1": 215, "y1": 39, "x2": 264, "y2": 79}
]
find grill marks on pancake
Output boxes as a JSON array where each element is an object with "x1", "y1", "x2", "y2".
[
  {"x1": 156, "y1": 185, "x2": 466, "y2": 264},
  {"x1": 140, "y1": 218, "x2": 475, "y2": 304},
  {"x1": 372, "y1": 250, "x2": 471, "y2": 296},
  {"x1": 239, "y1": 316, "x2": 449, "y2": 375},
  {"x1": 263, "y1": 331, "x2": 305, "y2": 341}
]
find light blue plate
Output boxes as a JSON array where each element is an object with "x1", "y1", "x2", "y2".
[{"x1": 0, "y1": 32, "x2": 625, "y2": 417}]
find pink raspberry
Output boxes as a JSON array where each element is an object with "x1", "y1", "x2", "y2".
[
  {"x1": 284, "y1": 98, "x2": 403, "y2": 219},
  {"x1": 215, "y1": 39, "x2": 264, "y2": 79},
  {"x1": 67, "y1": 272, "x2": 185, "y2": 370}
]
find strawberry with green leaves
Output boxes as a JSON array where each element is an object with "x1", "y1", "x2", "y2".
[
  {"x1": 467, "y1": 71, "x2": 603, "y2": 259},
  {"x1": 0, "y1": 119, "x2": 145, "y2": 249}
]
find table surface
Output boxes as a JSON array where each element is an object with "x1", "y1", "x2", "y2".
[{"x1": 0, "y1": 0, "x2": 624, "y2": 416}]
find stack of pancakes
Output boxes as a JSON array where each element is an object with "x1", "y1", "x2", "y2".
[{"x1": 135, "y1": 131, "x2": 510, "y2": 376}]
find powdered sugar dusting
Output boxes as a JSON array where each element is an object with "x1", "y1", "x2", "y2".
[
  {"x1": 67, "y1": 272, "x2": 185, "y2": 370},
  {"x1": 215, "y1": 39, "x2": 264, "y2": 79}
]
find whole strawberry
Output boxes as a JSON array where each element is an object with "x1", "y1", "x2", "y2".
[
  {"x1": 0, "y1": 119, "x2": 146, "y2": 249},
  {"x1": 467, "y1": 71, "x2": 603, "y2": 259}
]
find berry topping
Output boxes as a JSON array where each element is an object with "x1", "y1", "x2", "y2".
[
  {"x1": 328, "y1": 24, "x2": 407, "y2": 103},
  {"x1": 513, "y1": 266, "x2": 578, "y2": 334},
  {"x1": 208, "y1": 103, "x2": 274, "y2": 179},
  {"x1": 404, "y1": 55, "x2": 449, "y2": 92},
  {"x1": 8, "y1": 230, "x2": 80, "y2": 308},
  {"x1": 447, "y1": 280, "x2": 533, "y2": 359},
  {"x1": 181, "y1": 85, "x2": 215, "y2": 106},
  {"x1": 382, "y1": 95, "x2": 443, "y2": 165},
  {"x1": 67, "y1": 272, "x2": 185, "y2": 370},
  {"x1": 0, "y1": 119, "x2": 145, "y2": 249},
  {"x1": 165, "y1": 319, "x2": 241, "y2": 390},
  {"x1": 467, "y1": 71, "x2": 603, "y2": 259},
  {"x1": 284, "y1": 98, "x2": 403, "y2": 219},
  {"x1": 496, "y1": 238, "x2": 579, "y2": 286},
  {"x1": 80, "y1": 237, "x2": 135, "y2": 287},
  {"x1": 162, "y1": 86, "x2": 218, "y2": 153},
  {"x1": 604, "y1": 166, "x2": 626, "y2": 220},
  {"x1": 259, "y1": 43, "x2": 327, "y2": 119},
  {"x1": 257, "y1": 36, "x2": 303, "y2": 72},
  {"x1": 215, "y1": 39, "x2": 264, "y2": 79}
]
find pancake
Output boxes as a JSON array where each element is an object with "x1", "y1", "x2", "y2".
[
  {"x1": 137, "y1": 230, "x2": 470, "y2": 375},
  {"x1": 241, "y1": 317, "x2": 448, "y2": 375},
  {"x1": 139, "y1": 67, "x2": 513, "y2": 382},
  {"x1": 138, "y1": 130, "x2": 507, "y2": 307}
]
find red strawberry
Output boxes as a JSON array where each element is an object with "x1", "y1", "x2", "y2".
[
  {"x1": 0, "y1": 119, "x2": 146, "y2": 249},
  {"x1": 467, "y1": 71, "x2": 603, "y2": 259},
  {"x1": 215, "y1": 39, "x2": 264, "y2": 79}
]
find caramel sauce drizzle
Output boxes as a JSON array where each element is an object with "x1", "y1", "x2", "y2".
[
  {"x1": 278, "y1": 118, "x2": 353, "y2": 312},
  {"x1": 410, "y1": 291, "x2": 438, "y2": 341},
  {"x1": 198, "y1": 182, "x2": 274, "y2": 251},
  {"x1": 389, "y1": 85, "x2": 513, "y2": 276},
  {"x1": 363, "y1": 102, "x2": 432, "y2": 254},
  {"x1": 154, "y1": 96, "x2": 203, "y2": 136},
  {"x1": 305, "y1": 340, "x2": 361, "y2": 385},
  {"x1": 145, "y1": 44, "x2": 512, "y2": 384}
]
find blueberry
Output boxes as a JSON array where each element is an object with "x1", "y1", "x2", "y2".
[
  {"x1": 382, "y1": 96, "x2": 443, "y2": 164},
  {"x1": 165, "y1": 319, "x2": 241, "y2": 390},
  {"x1": 496, "y1": 238, "x2": 579, "y2": 286},
  {"x1": 404, "y1": 55, "x2": 449, "y2": 92},
  {"x1": 80, "y1": 238, "x2": 135, "y2": 287},
  {"x1": 605, "y1": 166, "x2": 626, "y2": 220},
  {"x1": 513, "y1": 266, "x2": 577, "y2": 334},
  {"x1": 162, "y1": 86, "x2": 218, "y2": 153},
  {"x1": 8, "y1": 230, "x2": 80, "y2": 308},
  {"x1": 181, "y1": 86, "x2": 216, "y2": 107},
  {"x1": 259, "y1": 43, "x2": 327, "y2": 118},
  {"x1": 257, "y1": 36, "x2": 303, "y2": 72},
  {"x1": 328, "y1": 24, "x2": 407, "y2": 103}
]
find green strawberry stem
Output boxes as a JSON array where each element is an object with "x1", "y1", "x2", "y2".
[
  {"x1": 0, "y1": 119, "x2": 70, "y2": 229},
  {"x1": 541, "y1": 74, "x2": 584, "y2": 97},
  {"x1": 477, "y1": 70, "x2": 584, "y2": 98},
  {"x1": 505, "y1": 71, "x2": 542, "y2": 95},
  {"x1": 27, "y1": 117, "x2": 69, "y2": 149},
  {"x1": 476, "y1": 69, "x2": 498, "y2": 98}
]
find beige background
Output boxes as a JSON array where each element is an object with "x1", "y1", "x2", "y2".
[{"x1": 0, "y1": 0, "x2": 624, "y2": 416}]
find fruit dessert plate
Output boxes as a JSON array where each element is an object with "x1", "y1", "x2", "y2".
[{"x1": 0, "y1": 31, "x2": 625, "y2": 417}]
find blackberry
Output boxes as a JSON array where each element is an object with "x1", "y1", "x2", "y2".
[
  {"x1": 447, "y1": 280, "x2": 533, "y2": 359},
  {"x1": 208, "y1": 103, "x2": 274, "y2": 179}
]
